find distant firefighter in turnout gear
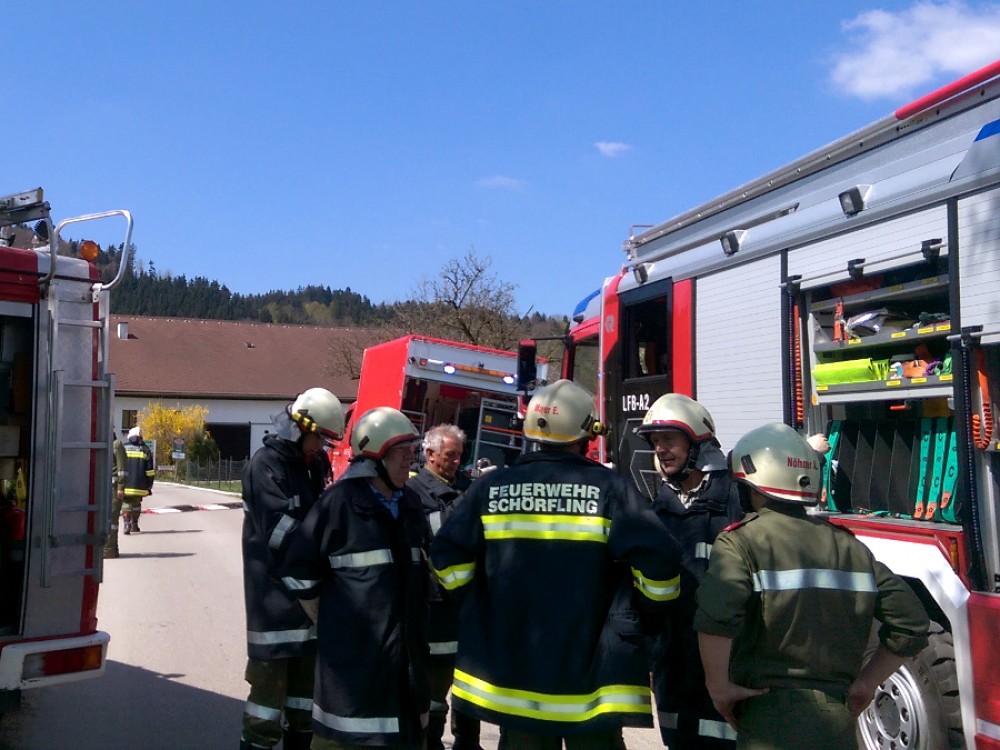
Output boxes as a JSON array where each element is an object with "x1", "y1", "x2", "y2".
[
  {"x1": 121, "y1": 425, "x2": 154, "y2": 534},
  {"x1": 240, "y1": 388, "x2": 344, "y2": 750},
  {"x1": 637, "y1": 394, "x2": 743, "y2": 749},
  {"x1": 430, "y1": 380, "x2": 684, "y2": 750},
  {"x1": 695, "y1": 423, "x2": 930, "y2": 750},
  {"x1": 280, "y1": 407, "x2": 432, "y2": 750},
  {"x1": 406, "y1": 424, "x2": 483, "y2": 750},
  {"x1": 103, "y1": 433, "x2": 128, "y2": 559}
]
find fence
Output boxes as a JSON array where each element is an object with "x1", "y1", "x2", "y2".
[{"x1": 177, "y1": 457, "x2": 248, "y2": 492}]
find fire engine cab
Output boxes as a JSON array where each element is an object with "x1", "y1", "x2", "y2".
[
  {"x1": 560, "y1": 60, "x2": 1000, "y2": 749},
  {"x1": 0, "y1": 188, "x2": 132, "y2": 709},
  {"x1": 330, "y1": 335, "x2": 547, "y2": 478}
]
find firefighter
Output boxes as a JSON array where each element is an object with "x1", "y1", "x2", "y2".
[
  {"x1": 430, "y1": 379, "x2": 683, "y2": 750},
  {"x1": 280, "y1": 406, "x2": 431, "y2": 750},
  {"x1": 240, "y1": 387, "x2": 345, "y2": 750},
  {"x1": 103, "y1": 432, "x2": 128, "y2": 559},
  {"x1": 636, "y1": 393, "x2": 742, "y2": 749},
  {"x1": 694, "y1": 423, "x2": 931, "y2": 750},
  {"x1": 121, "y1": 426, "x2": 155, "y2": 534},
  {"x1": 405, "y1": 424, "x2": 483, "y2": 750}
]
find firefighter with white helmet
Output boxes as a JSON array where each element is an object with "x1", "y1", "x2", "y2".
[
  {"x1": 431, "y1": 379, "x2": 683, "y2": 749},
  {"x1": 120, "y1": 425, "x2": 155, "y2": 534},
  {"x1": 694, "y1": 423, "x2": 930, "y2": 749},
  {"x1": 280, "y1": 406, "x2": 432, "y2": 749},
  {"x1": 636, "y1": 393, "x2": 742, "y2": 749},
  {"x1": 240, "y1": 387, "x2": 344, "y2": 750}
]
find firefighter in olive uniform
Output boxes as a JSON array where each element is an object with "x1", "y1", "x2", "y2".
[
  {"x1": 280, "y1": 407, "x2": 431, "y2": 750},
  {"x1": 406, "y1": 424, "x2": 483, "y2": 750},
  {"x1": 694, "y1": 423, "x2": 931, "y2": 750},
  {"x1": 431, "y1": 380, "x2": 684, "y2": 750},
  {"x1": 241, "y1": 388, "x2": 345, "y2": 750},
  {"x1": 121, "y1": 425, "x2": 155, "y2": 534},
  {"x1": 637, "y1": 394, "x2": 742, "y2": 749},
  {"x1": 103, "y1": 432, "x2": 128, "y2": 559}
]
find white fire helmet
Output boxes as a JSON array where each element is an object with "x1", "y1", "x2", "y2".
[
  {"x1": 290, "y1": 388, "x2": 345, "y2": 442},
  {"x1": 729, "y1": 423, "x2": 820, "y2": 505},
  {"x1": 636, "y1": 393, "x2": 716, "y2": 444},
  {"x1": 523, "y1": 379, "x2": 608, "y2": 445},
  {"x1": 350, "y1": 407, "x2": 420, "y2": 459}
]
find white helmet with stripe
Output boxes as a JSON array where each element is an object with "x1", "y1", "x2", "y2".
[
  {"x1": 291, "y1": 387, "x2": 345, "y2": 442},
  {"x1": 523, "y1": 379, "x2": 608, "y2": 445},
  {"x1": 729, "y1": 423, "x2": 820, "y2": 505}
]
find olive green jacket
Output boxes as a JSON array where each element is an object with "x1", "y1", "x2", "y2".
[{"x1": 694, "y1": 503, "x2": 929, "y2": 693}]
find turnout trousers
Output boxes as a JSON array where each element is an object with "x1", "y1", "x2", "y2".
[{"x1": 242, "y1": 650, "x2": 315, "y2": 748}]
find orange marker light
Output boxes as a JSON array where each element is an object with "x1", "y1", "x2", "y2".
[{"x1": 79, "y1": 240, "x2": 100, "y2": 262}]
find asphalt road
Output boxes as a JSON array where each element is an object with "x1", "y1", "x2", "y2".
[{"x1": 0, "y1": 483, "x2": 665, "y2": 750}]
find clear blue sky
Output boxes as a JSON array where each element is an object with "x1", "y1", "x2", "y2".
[{"x1": 7, "y1": 1, "x2": 1000, "y2": 317}]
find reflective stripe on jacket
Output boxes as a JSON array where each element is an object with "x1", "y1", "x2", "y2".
[
  {"x1": 123, "y1": 440, "x2": 155, "y2": 498},
  {"x1": 430, "y1": 449, "x2": 683, "y2": 735}
]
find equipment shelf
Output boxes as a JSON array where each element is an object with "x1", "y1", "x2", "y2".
[
  {"x1": 813, "y1": 322, "x2": 952, "y2": 353},
  {"x1": 810, "y1": 275, "x2": 950, "y2": 313}
]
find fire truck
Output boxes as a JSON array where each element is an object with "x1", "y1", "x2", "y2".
[
  {"x1": 558, "y1": 60, "x2": 1000, "y2": 749},
  {"x1": 330, "y1": 335, "x2": 547, "y2": 477},
  {"x1": 0, "y1": 188, "x2": 132, "y2": 709}
]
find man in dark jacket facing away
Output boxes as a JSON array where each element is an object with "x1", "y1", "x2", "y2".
[
  {"x1": 406, "y1": 424, "x2": 482, "y2": 750},
  {"x1": 637, "y1": 394, "x2": 743, "y2": 749},
  {"x1": 431, "y1": 380, "x2": 684, "y2": 750},
  {"x1": 241, "y1": 388, "x2": 344, "y2": 750},
  {"x1": 280, "y1": 407, "x2": 431, "y2": 750}
]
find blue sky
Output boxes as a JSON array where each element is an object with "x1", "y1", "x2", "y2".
[{"x1": 7, "y1": 1, "x2": 1000, "y2": 317}]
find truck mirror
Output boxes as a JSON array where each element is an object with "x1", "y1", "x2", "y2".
[{"x1": 516, "y1": 340, "x2": 537, "y2": 391}]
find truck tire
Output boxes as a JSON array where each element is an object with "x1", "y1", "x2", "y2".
[{"x1": 856, "y1": 621, "x2": 963, "y2": 749}]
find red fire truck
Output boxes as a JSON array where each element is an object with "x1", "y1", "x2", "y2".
[
  {"x1": 0, "y1": 188, "x2": 132, "y2": 710},
  {"x1": 558, "y1": 60, "x2": 1000, "y2": 749},
  {"x1": 330, "y1": 335, "x2": 546, "y2": 478}
]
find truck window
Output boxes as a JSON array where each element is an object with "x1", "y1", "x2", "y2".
[
  {"x1": 620, "y1": 281, "x2": 671, "y2": 384},
  {"x1": 565, "y1": 334, "x2": 599, "y2": 395}
]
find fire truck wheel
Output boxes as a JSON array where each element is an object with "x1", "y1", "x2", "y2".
[{"x1": 855, "y1": 620, "x2": 963, "y2": 750}]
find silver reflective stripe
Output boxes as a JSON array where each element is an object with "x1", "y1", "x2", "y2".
[
  {"x1": 429, "y1": 510, "x2": 442, "y2": 534},
  {"x1": 245, "y1": 701, "x2": 282, "y2": 721},
  {"x1": 282, "y1": 576, "x2": 319, "y2": 592},
  {"x1": 411, "y1": 547, "x2": 423, "y2": 563},
  {"x1": 288, "y1": 494, "x2": 301, "y2": 510},
  {"x1": 482, "y1": 514, "x2": 610, "y2": 541},
  {"x1": 242, "y1": 501, "x2": 250, "y2": 512},
  {"x1": 269, "y1": 514, "x2": 296, "y2": 550},
  {"x1": 695, "y1": 541, "x2": 712, "y2": 560},
  {"x1": 700, "y1": 718, "x2": 737, "y2": 740},
  {"x1": 429, "y1": 640, "x2": 458, "y2": 655},
  {"x1": 285, "y1": 696, "x2": 313, "y2": 711},
  {"x1": 752, "y1": 568, "x2": 878, "y2": 593},
  {"x1": 658, "y1": 711, "x2": 679, "y2": 729},
  {"x1": 329, "y1": 549, "x2": 393, "y2": 569},
  {"x1": 430, "y1": 699, "x2": 449, "y2": 712},
  {"x1": 247, "y1": 626, "x2": 315, "y2": 645},
  {"x1": 313, "y1": 704, "x2": 399, "y2": 734}
]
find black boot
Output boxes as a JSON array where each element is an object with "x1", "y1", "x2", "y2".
[
  {"x1": 130, "y1": 511, "x2": 141, "y2": 533},
  {"x1": 452, "y1": 710, "x2": 483, "y2": 750},
  {"x1": 281, "y1": 729, "x2": 312, "y2": 750},
  {"x1": 426, "y1": 713, "x2": 447, "y2": 750}
]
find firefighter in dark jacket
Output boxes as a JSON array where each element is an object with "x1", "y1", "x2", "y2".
[
  {"x1": 406, "y1": 424, "x2": 483, "y2": 750},
  {"x1": 637, "y1": 394, "x2": 743, "y2": 749},
  {"x1": 280, "y1": 406, "x2": 431, "y2": 750},
  {"x1": 430, "y1": 380, "x2": 684, "y2": 750},
  {"x1": 241, "y1": 388, "x2": 345, "y2": 750},
  {"x1": 121, "y1": 425, "x2": 155, "y2": 534},
  {"x1": 695, "y1": 423, "x2": 930, "y2": 750}
]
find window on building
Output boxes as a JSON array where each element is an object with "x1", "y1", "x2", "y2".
[{"x1": 121, "y1": 410, "x2": 138, "y2": 430}]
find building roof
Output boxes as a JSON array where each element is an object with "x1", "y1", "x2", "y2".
[{"x1": 109, "y1": 316, "x2": 376, "y2": 401}]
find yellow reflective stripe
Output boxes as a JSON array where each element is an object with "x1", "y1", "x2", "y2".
[
  {"x1": 482, "y1": 514, "x2": 610, "y2": 542},
  {"x1": 452, "y1": 668, "x2": 650, "y2": 722},
  {"x1": 631, "y1": 567, "x2": 680, "y2": 601},
  {"x1": 433, "y1": 561, "x2": 475, "y2": 590}
]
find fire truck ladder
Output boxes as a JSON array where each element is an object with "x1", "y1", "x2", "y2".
[{"x1": 39, "y1": 211, "x2": 133, "y2": 587}]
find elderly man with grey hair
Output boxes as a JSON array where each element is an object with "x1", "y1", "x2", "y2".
[{"x1": 406, "y1": 423, "x2": 483, "y2": 750}]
